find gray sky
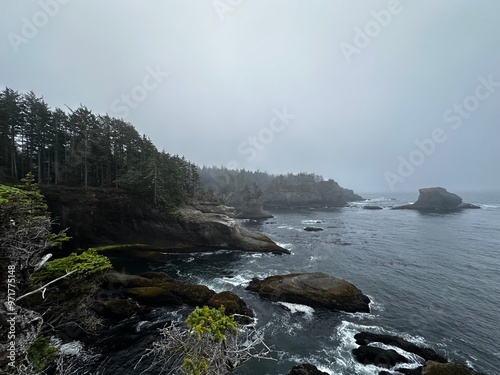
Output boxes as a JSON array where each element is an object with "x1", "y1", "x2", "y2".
[{"x1": 1, "y1": 0, "x2": 499, "y2": 193}]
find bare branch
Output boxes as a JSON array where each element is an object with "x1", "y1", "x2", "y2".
[{"x1": 16, "y1": 269, "x2": 77, "y2": 302}]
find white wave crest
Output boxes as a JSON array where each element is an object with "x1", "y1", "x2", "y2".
[{"x1": 277, "y1": 302, "x2": 315, "y2": 319}]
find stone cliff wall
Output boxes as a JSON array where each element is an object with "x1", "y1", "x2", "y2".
[{"x1": 41, "y1": 187, "x2": 287, "y2": 253}]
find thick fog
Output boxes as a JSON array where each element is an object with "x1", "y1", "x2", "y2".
[{"x1": 1, "y1": 0, "x2": 499, "y2": 192}]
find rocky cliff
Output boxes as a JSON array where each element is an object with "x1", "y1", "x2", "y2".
[
  {"x1": 263, "y1": 178, "x2": 363, "y2": 208},
  {"x1": 41, "y1": 187, "x2": 288, "y2": 253}
]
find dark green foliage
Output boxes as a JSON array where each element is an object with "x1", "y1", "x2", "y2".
[
  {"x1": 0, "y1": 176, "x2": 68, "y2": 284},
  {"x1": 32, "y1": 248, "x2": 112, "y2": 284},
  {"x1": 0, "y1": 87, "x2": 201, "y2": 208},
  {"x1": 27, "y1": 335, "x2": 59, "y2": 371}
]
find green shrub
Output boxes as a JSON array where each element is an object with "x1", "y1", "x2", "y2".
[
  {"x1": 32, "y1": 248, "x2": 112, "y2": 283},
  {"x1": 27, "y1": 335, "x2": 59, "y2": 371},
  {"x1": 186, "y1": 305, "x2": 238, "y2": 342}
]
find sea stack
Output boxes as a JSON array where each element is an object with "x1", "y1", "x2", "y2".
[{"x1": 393, "y1": 187, "x2": 480, "y2": 211}]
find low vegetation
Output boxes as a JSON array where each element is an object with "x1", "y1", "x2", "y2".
[{"x1": 138, "y1": 306, "x2": 272, "y2": 375}]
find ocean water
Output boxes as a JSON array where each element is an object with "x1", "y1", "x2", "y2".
[
  {"x1": 156, "y1": 192, "x2": 500, "y2": 374},
  {"x1": 83, "y1": 192, "x2": 500, "y2": 374}
]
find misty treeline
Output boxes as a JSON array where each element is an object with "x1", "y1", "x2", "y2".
[
  {"x1": 0, "y1": 87, "x2": 201, "y2": 208},
  {"x1": 198, "y1": 166, "x2": 325, "y2": 200}
]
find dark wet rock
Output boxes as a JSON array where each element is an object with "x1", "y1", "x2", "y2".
[
  {"x1": 247, "y1": 272, "x2": 370, "y2": 313},
  {"x1": 139, "y1": 271, "x2": 175, "y2": 281},
  {"x1": 91, "y1": 298, "x2": 140, "y2": 319},
  {"x1": 354, "y1": 332, "x2": 447, "y2": 363},
  {"x1": 364, "y1": 205, "x2": 383, "y2": 210},
  {"x1": 397, "y1": 368, "x2": 424, "y2": 375},
  {"x1": 124, "y1": 287, "x2": 183, "y2": 307},
  {"x1": 101, "y1": 273, "x2": 154, "y2": 289},
  {"x1": 392, "y1": 187, "x2": 480, "y2": 211},
  {"x1": 286, "y1": 363, "x2": 329, "y2": 375},
  {"x1": 304, "y1": 226, "x2": 323, "y2": 232},
  {"x1": 379, "y1": 367, "x2": 423, "y2": 375},
  {"x1": 55, "y1": 321, "x2": 87, "y2": 342},
  {"x1": 207, "y1": 291, "x2": 254, "y2": 324},
  {"x1": 171, "y1": 283, "x2": 216, "y2": 306},
  {"x1": 352, "y1": 345, "x2": 409, "y2": 368},
  {"x1": 101, "y1": 272, "x2": 249, "y2": 315},
  {"x1": 422, "y1": 361, "x2": 485, "y2": 375}
]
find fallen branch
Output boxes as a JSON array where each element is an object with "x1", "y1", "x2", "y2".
[{"x1": 16, "y1": 269, "x2": 77, "y2": 302}]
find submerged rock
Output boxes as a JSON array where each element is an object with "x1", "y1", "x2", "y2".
[
  {"x1": 392, "y1": 187, "x2": 480, "y2": 211},
  {"x1": 286, "y1": 363, "x2": 329, "y2": 375},
  {"x1": 363, "y1": 205, "x2": 383, "y2": 210},
  {"x1": 247, "y1": 272, "x2": 370, "y2": 313},
  {"x1": 304, "y1": 226, "x2": 323, "y2": 232}
]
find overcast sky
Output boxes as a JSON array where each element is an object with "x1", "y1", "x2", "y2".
[{"x1": 1, "y1": 0, "x2": 499, "y2": 193}]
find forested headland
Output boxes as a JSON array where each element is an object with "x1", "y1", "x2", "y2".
[{"x1": 0, "y1": 87, "x2": 201, "y2": 209}]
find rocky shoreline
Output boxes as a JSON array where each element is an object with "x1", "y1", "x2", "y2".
[
  {"x1": 41, "y1": 186, "x2": 288, "y2": 254},
  {"x1": 2, "y1": 186, "x2": 491, "y2": 374}
]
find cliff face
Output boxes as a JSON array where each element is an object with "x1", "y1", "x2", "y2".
[
  {"x1": 263, "y1": 178, "x2": 362, "y2": 207},
  {"x1": 41, "y1": 187, "x2": 288, "y2": 253}
]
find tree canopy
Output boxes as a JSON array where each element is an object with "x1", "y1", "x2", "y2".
[{"x1": 0, "y1": 87, "x2": 202, "y2": 209}]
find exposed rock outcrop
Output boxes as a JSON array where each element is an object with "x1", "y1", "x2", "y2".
[
  {"x1": 352, "y1": 332, "x2": 488, "y2": 375},
  {"x1": 264, "y1": 178, "x2": 363, "y2": 208},
  {"x1": 95, "y1": 272, "x2": 254, "y2": 322},
  {"x1": 286, "y1": 363, "x2": 329, "y2": 375},
  {"x1": 41, "y1": 186, "x2": 288, "y2": 254},
  {"x1": 393, "y1": 187, "x2": 480, "y2": 211},
  {"x1": 247, "y1": 272, "x2": 370, "y2": 313},
  {"x1": 352, "y1": 345, "x2": 409, "y2": 368},
  {"x1": 304, "y1": 227, "x2": 323, "y2": 232},
  {"x1": 363, "y1": 205, "x2": 383, "y2": 210},
  {"x1": 207, "y1": 291, "x2": 254, "y2": 324},
  {"x1": 231, "y1": 186, "x2": 274, "y2": 219},
  {"x1": 354, "y1": 332, "x2": 447, "y2": 363},
  {"x1": 422, "y1": 360, "x2": 486, "y2": 375},
  {"x1": 91, "y1": 299, "x2": 141, "y2": 319}
]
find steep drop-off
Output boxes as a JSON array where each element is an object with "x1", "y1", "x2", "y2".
[{"x1": 41, "y1": 186, "x2": 288, "y2": 253}]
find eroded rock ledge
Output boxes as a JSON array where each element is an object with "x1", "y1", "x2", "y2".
[
  {"x1": 247, "y1": 272, "x2": 370, "y2": 313},
  {"x1": 41, "y1": 187, "x2": 288, "y2": 254}
]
